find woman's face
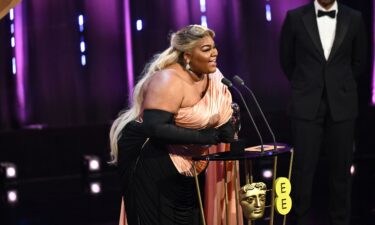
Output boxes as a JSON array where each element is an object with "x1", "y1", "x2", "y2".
[{"x1": 185, "y1": 36, "x2": 218, "y2": 75}]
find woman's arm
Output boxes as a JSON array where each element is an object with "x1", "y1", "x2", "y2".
[{"x1": 141, "y1": 70, "x2": 219, "y2": 144}]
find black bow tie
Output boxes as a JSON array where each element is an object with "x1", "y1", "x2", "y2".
[{"x1": 317, "y1": 10, "x2": 336, "y2": 18}]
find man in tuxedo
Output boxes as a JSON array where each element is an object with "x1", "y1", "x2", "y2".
[{"x1": 279, "y1": 0, "x2": 367, "y2": 224}]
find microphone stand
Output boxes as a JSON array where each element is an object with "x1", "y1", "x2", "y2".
[
  {"x1": 221, "y1": 77, "x2": 264, "y2": 153},
  {"x1": 233, "y1": 75, "x2": 278, "y2": 151}
]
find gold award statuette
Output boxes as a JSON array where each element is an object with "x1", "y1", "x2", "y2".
[
  {"x1": 274, "y1": 177, "x2": 292, "y2": 215},
  {"x1": 239, "y1": 182, "x2": 267, "y2": 220}
]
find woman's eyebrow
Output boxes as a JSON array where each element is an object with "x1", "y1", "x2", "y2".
[{"x1": 201, "y1": 44, "x2": 214, "y2": 48}]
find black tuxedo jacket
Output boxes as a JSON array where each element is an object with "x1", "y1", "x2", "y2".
[{"x1": 280, "y1": 3, "x2": 367, "y2": 121}]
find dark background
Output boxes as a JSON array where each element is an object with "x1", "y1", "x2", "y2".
[{"x1": 0, "y1": 0, "x2": 374, "y2": 224}]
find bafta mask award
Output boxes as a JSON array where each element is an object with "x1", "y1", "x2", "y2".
[{"x1": 239, "y1": 182, "x2": 267, "y2": 220}]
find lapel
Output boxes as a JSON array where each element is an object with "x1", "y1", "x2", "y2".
[
  {"x1": 302, "y1": 3, "x2": 351, "y2": 62},
  {"x1": 302, "y1": 4, "x2": 325, "y2": 60},
  {"x1": 327, "y1": 4, "x2": 350, "y2": 62}
]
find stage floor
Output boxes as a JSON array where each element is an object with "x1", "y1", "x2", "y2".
[{"x1": 1, "y1": 156, "x2": 374, "y2": 225}]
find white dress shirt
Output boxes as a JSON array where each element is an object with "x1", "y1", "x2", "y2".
[{"x1": 314, "y1": 0, "x2": 338, "y2": 60}]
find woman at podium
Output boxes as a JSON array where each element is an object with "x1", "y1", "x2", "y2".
[{"x1": 109, "y1": 24, "x2": 235, "y2": 225}]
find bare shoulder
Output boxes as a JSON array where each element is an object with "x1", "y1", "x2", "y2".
[
  {"x1": 147, "y1": 69, "x2": 184, "y2": 90},
  {"x1": 143, "y1": 69, "x2": 185, "y2": 113}
]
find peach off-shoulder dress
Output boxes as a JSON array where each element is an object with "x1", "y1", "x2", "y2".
[{"x1": 119, "y1": 69, "x2": 243, "y2": 225}]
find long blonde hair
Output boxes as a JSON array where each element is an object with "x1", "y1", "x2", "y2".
[{"x1": 109, "y1": 25, "x2": 215, "y2": 164}]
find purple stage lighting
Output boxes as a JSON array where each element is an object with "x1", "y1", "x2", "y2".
[
  {"x1": 200, "y1": 0, "x2": 206, "y2": 13},
  {"x1": 372, "y1": 3, "x2": 375, "y2": 105},
  {"x1": 77, "y1": 14, "x2": 87, "y2": 66},
  {"x1": 124, "y1": 0, "x2": 134, "y2": 99},
  {"x1": 90, "y1": 182, "x2": 101, "y2": 194},
  {"x1": 265, "y1": 4, "x2": 272, "y2": 22},
  {"x1": 262, "y1": 169, "x2": 273, "y2": 179},
  {"x1": 0, "y1": 162, "x2": 17, "y2": 179},
  {"x1": 81, "y1": 55, "x2": 87, "y2": 66},
  {"x1": 83, "y1": 155, "x2": 101, "y2": 172},
  {"x1": 7, "y1": 190, "x2": 18, "y2": 204},
  {"x1": 78, "y1": 14, "x2": 84, "y2": 32},
  {"x1": 9, "y1": 9, "x2": 14, "y2": 21},
  {"x1": 201, "y1": 15, "x2": 207, "y2": 27},
  {"x1": 14, "y1": 3, "x2": 26, "y2": 124},
  {"x1": 12, "y1": 57, "x2": 16, "y2": 75},
  {"x1": 136, "y1": 19, "x2": 143, "y2": 31}
]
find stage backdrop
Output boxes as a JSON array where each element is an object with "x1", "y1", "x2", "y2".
[{"x1": 0, "y1": 0, "x2": 372, "y2": 130}]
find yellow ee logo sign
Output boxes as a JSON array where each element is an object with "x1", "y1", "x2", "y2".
[{"x1": 274, "y1": 177, "x2": 292, "y2": 215}]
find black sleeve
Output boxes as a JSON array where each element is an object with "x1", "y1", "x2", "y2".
[
  {"x1": 142, "y1": 109, "x2": 219, "y2": 145},
  {"x1": 351, "y1": 13, "x2": 368, "y2": 80},
  {"x1": 279, "y1": 11, "x2": 296, "y2": 81},
  {"x1": 217, "y1": 119, "x2": 235, "y2": 143}
]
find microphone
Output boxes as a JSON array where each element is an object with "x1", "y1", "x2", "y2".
[
  {"x1": 221, "y1": 77, "x2": 264, "y2": 152},
  {"x1": 232, "y1": 75, "x2": 277, "y2": 151}
]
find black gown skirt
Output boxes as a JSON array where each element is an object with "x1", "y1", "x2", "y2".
[{"x1": 117, "y1": 121, "x2": 204, "y2": 225}]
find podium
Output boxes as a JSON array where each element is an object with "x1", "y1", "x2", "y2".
[{"x1": 191, "y1": 143, "x2": 294, "y2": 225}]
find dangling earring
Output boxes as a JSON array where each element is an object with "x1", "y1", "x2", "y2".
[{"x1": 185, "y1": 61, "x2": 191, "y2": 71}]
